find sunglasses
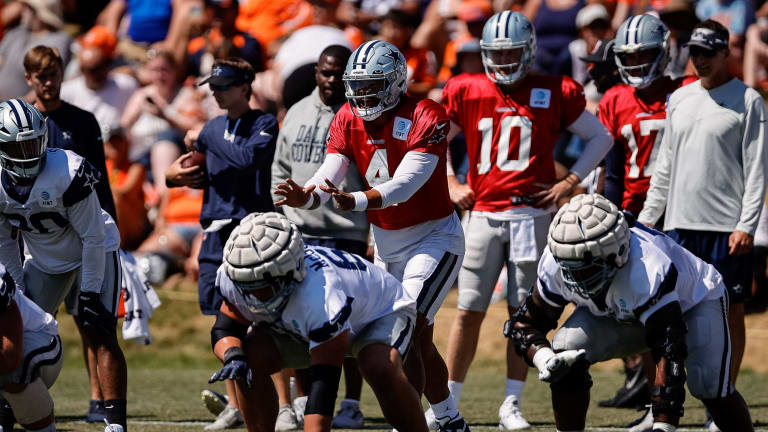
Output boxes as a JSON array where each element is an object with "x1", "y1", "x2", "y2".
[
  {"x1": 689, "y1": 46, "x2": 718, "y2": 58},
  {"x1": 210, "y1": 82, "x2": 239, "y2": 91}
]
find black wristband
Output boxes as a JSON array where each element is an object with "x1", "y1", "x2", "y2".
[{"x1": 223, "y1": 346, "x2": 247, "y2": 364}]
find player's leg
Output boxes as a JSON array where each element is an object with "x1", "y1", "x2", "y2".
[
  {"x1": 551, "y1": 307, "x2": 647, "y2": 430},
  {"x1": 73, "y1": 316, "x2": 106, "y2": 422},
  {"x1": 272, "y1": 369, "x2": 299, "y2": 431},
  {"x1": 445, "y1": 212, "x2": 505, "y2": 400},
  {"x1": 75, "y1": 251, "x2": 128, "y2": 430},
  {"x1": 355, "y1": 310, "x2": 427, "y2": 432},
  {"x1": 686, "y1": 296, "x2": 754, "y2": 431},
  {"x1": 240, "y1": 328, "x2": 308, "y2": 432}
]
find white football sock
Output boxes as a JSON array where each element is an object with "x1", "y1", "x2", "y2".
[
  {"x1": 447, "y1": 380, "x2": 464, "y2": 405},
  {"x1": 506, "y1": 379, "x2": 525, "y2": 400},
  {"x1": 430, "y1": 395, "x2": 460, "y2": 426}
]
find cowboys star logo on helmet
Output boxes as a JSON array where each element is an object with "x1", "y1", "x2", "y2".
[
  {"x1": 480, "y1": 11, "x2": 537, "y2": 85},
  {"x1": 613, "y1": 14, "x2": 670, "y2": 88},
  {"x1": 343, "y1": 40, "x2": 408, "y2": 121},
  {"x1": 0, "y1": 99, "x2": 48, "y2": 179}
]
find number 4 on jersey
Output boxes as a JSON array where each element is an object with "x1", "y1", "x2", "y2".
[{"x1": 365, "y1": 148, "x2": 392, "y2": 187}]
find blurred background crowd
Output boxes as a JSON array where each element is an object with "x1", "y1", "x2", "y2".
[{"x1": 2, "y1": 0, "x2": 768, "y2": 305}]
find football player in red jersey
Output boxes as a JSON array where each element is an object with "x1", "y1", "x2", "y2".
[
  {"x1": 439, "y1": 11, "x2": 612, "y2": 430},
  {"x1": 602, "y1": 13, "x2": 697, "y2": 218},
  {"x1": 275, "y1": 40, "x2": 469, "y2": 432}
]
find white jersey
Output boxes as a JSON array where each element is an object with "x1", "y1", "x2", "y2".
[
  {"x1": 15, "y1": 289, "x2": 58, "y2": 336},
  {"x1": 537, "y1": 225, "x2": 724, "y2": 324},
  {"x1": 0, "y1": 148, "x2": 120, "y2": 293},
  {"x1": 217, "y1": 245, "x2": 415, "y2": 350}
]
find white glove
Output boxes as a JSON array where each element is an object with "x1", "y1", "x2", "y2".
[{"x1": 532, "y1": 348, "x2": 587, "y2": 383}]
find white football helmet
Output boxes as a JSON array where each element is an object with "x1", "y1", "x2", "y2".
[
  {"x1": 343, "y1": 40, "x2": 408, "y2": 121},
  {"x1": 613, "y1": 14, "x2": 670, "y2": 88},
  {"x1": 480, "y1": 11, "x2": 537, "y2": 85},
  {"x1": 548, "y1": 194, "x2": 630, "y2": 299},
  {"x1": 223, "y1": 212, "x2": 306, "y2": 315},
  {"x1": 0, "y1": 99, "x2": 48, "y2": 179}
]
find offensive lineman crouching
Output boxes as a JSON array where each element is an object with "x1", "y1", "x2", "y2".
[
  {"x1": 504, "y1": 194, "x2": 753, "y2": 432},
  {"x1": 208, "y1": 212, "x2": 427, "y2": 432}
]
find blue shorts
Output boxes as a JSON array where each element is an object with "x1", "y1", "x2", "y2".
[
  {"x1": 302, "y1": 237, "x2": 368, "y2": 257},
  {"x1": 667, "y1": 229, "x2": 753, "y2": 304},
  {"x1": 197, "y1": 222, "x2": 238, "y2": 315}
]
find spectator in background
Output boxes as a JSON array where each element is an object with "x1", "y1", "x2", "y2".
[
  {"x1": 696, "y1": 0, "x2": 756, "y2": 76},
  {"x1": 165, "y1": 57, "x2": 278, "y2": 431},
  {"x1": 378, "y1": 8, "x2": 438, "y2": 98},
  {"x1": 525, "y1": 0, "x2": 585, "y2": 76},
  {"x1": 435, "y1": 0, "x2": 492, "y2": 85},
  {"x1": 22, "y1": 45, "x2": 119, "y2": 425},
  {"x1": 121, "y1": 49, "x2": 206, "y2": 196},
  {"x1": 60, "y1": 25, "x2": 139, "y2": 138},
  {"x1": 638, "y1": 20, "x2": 768, "y2": 431},
  {"x1": 270, "y1": 45, "x2": 371, "y2": 431},
  {"x1": 0, "y1": 0, "x2": 72, "y2": 100},
  {"x1": 103, "y1": 127, "x2": 148, "y2": 251},
  {"x1": 569, "y1": 4, "x2": 613, "y2": 84},
  {"x1": 578, "y1": 38, "x2": 621, "y2": 114},
  {"x1": 658, "y1": 0, "x2": 698, "y2": 78}
]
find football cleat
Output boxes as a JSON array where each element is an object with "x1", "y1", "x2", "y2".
[
  {"x1": 425, "y1": 406, "x2": 439, "y2": 430},
  {"x1": 204, "y1": 404, "x2": 243, "y2": 430},
  {"x1": 201, "y1": 389, "x2": 229, "y2": 417},
  {"x1": 437, "y1": 415, "x2": 471, "y2": 432},
  {"x1": 332, "y1": 400, "x2": 365, "y2": 428},
  {"x1": 597, "y1": 364, "x2": 650, "y2": 409},
  {"x1": 498, "y1": 396, "x2": 531, "y2": 430},
  {"x1": 87, "y1": 399, "x2": 107, "y2": 423},
  {"x1": 103, "y1": 419, "x2": 125, "y2": 432},
  {"x1": 293, "y1": 395, "x2": 307, "y2": 426},
  {"x1": 627, "y1": 407, "x2": 653, "y2": 432},
  {"x1": 275, "y1": 404, "x2": 299, "y2": 431}
]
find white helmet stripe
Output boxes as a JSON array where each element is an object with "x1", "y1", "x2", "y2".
[
  {"x1": 354, "y1": 41, "x2": 377, "y2": 69},
  {"x1": 628, "y1": 14, "x2": 643, "y2": 45},
  {"x1": 502, "y1": 10, "x2": 512, "y2": 38},
  {"x1": 7, "y1": 99, "x2": 28, "y2": 130}
]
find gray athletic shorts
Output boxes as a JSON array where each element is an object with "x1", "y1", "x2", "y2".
[
  {"x1": 458, "y1": 212, "x2": 550, "y2": 311},
  {"x1": 0, "y1": 332, "x2": 62, "y2": 390},
  {"x1": 269, "y1": 309, "x2": 416, "y2": 369},
  {"x1": 552, "y1": 296, "x2": 733, "y2": 399},
  {"x1": 22, "y1": 251, "x2": 122, "y2": 317}
]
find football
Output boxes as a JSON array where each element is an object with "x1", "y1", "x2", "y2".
[{"x1": 181, "y1": 151, "x2": 206, "y2": 170}]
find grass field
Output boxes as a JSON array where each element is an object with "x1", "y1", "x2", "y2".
[{"x1": 45, "y1": 277, "x2": 768, "y2": 431}]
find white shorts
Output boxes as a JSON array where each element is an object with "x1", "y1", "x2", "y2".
[
  {"x1": 376, "y1": 248, "x2": 462, "y2": 325},
  {"x1": 458, "y1": 212, "x2": 549, "y2": 311},
  {"x1": 552, "y1": 296, "x2": 733, "y2": 400},
  {"x1": 23, "y1": 251, "x2": 122, "y2": 317},
  {"x1": 267, "y1": 309, "x2": 416, "y2": 369},
  {"x1": 0, "y1": 332, "x2": 62, "y2": 390}
]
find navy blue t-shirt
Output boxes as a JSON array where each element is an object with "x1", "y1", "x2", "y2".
[
  {"x1": 45, "y1": 101, "x2": 117, "y2": 221},
  {"x1": 196, "y1": 109, "x2": 278, "y2": 227}
]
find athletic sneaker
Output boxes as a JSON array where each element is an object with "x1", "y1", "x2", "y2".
[
  {"x1": 293, "y1": 396, "x2": 308, "y2": 426},
  {"x1": 598, "y1": 364, "x2": 649, "y2": 409},
  {"x1": 424, "y1": 406, "x2": 438, "y2": 430},
  {"x1": 498, "y1": 396, "x2": 531, "y2": 430},
  {"x1": 276, "y1": 404, "x2": 299, "y2": 431},
  {"x1": 87, "y1": 399, "x2": 107, "y2": 423},
  {"x1": 332, "y1": 400, "x2": 364, "y2": 428},
  {"x1": 627, "y1": 408, "x2": 653, "y2": 432},
  {"x1": 705, "y1": 411, "x2": 722, "y2": 432},
  {"x1": 204, "y1": 405, "x2": 244, "y2": 430},
  {"x1": 437, "y1": 415, "x2": 471, "y2": 432},
  {"x1": 104, "y1": 419, "x2": 125, "y2": 432},
  {"x1": 201, "y1": 389, "x2": 229, "y2": 417}
]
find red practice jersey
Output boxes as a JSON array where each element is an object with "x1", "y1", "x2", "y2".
[
  {"x1": 442, "y1": 73, "x2": 586, "y2": 212},
  {"x1": 327, "y1": 96, "x2": 454, "y2": 230},
  {"x1": 599, "y1": 76, "x2": 696, "y2": 215}
]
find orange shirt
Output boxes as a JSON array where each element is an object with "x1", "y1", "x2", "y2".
[
  {"x1": 106, "y1": 159, "x2": 147, "y2": 248},
  {"x1": 164, "y1": 187, "x2": 203, "y2": 225}
]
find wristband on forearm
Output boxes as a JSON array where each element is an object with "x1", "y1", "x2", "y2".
[{"x1": 352, "y1": 191, "x2": 368, "y2": 211}]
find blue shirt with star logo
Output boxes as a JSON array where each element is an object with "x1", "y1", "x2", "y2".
[{"x1": 45, "y1": 101, "x2": 117, "y2": 221}]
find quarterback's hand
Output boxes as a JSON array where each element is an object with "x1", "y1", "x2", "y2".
[
  {"x1": 209, "y1": 348, "x2": 252, "y2": 388},
  {"x1": 729, "y1": 230, "x2": 753, "y2": 255},
  {"x1": 530, "y1": 179, "x2": 574, "y2": 209},
  {"x1": 449, "y1": 182, "x2": 475, "y2": 210},
  {"x1": 184, "y1": 124, "x2": 203, "y2": 152},
  {"x1": 533, "y1": 348, "x2": 586, "y2": 383},
  {"x1": 77, "y1": 291, "x2": 117, "y2": 333},
  {"x1": 319, "y1": 179, "x2": 355, "y2": 211},
  {"x1": 274, "y1": 178, "x2": 315, "y2": 208},
  {"x1": 165, "y1": 153, "x2": 206, "y2": 188}
]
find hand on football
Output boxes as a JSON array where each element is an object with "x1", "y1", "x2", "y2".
[
  {"x1": 320, "y1": 179, "x2": 355, "y2": 211},
  {"x1": 449, "y1": 183, "x2": 475, "y2": 210},
  {"x1": 165, "y1": 153, "x2": 206, "y2": 188},
  {"x1": 184, "y1": 125, "x2": 203, "y2": 152},
  {"x1": 274, "y1": 178, "x2": 315, "y2": 208},
  {"x1": 729, "y1": 230, "x2": 753, "y2": 255},
  {"x1": 538, "y1": 349, "x2": 586, "y2": 383}
]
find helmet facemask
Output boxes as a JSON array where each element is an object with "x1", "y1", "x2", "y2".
[
  {"x1": 615, "y1": 47, "x2": 667, "y2": 89},
  {"x1": 481, "y1": 42, "x2": 533, "y2": 85},
  {"x1": 555, "y1": 254, "x2": 618, "y2": 299},
  {"x1": 344, "y1": 76, "x2": 390, "y2": 121},
  {"x1": 234, "y1": 275, "x2": 295, "y2": 316},
  {"x1": 343, "y1": 40, "x2": 408, "y2": 121}
]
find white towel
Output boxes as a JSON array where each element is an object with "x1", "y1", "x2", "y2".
[
  {"x1": 120, "y1": 250, "x2": 161, "y2": 345},
  {"x1": 509, "y1": 217, "x2": 539, "y2": 263}
]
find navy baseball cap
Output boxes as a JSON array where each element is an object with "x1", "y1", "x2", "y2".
[
  {"x1": 685, "y1": 27, "x2": 729, "y2": 51},
  {"x1": 199, "y1": 64, "x2": 249, "y2": 87},
  {"x1": 580, "y1": 39, "x2": 615, "y2": 64}
]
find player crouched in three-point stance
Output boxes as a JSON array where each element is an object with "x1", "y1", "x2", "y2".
[
  {"x1": 0, "y1": 266, "x2": 62, "y2": 432},
  {"x1": 208, "y1": 212, "x2": 427, "y2": 432},
  {"x1": 275, "y1": 40, "x2": 468, "y2": 431},
  {"x1": 505, "y1": 194, "x2": 754, "y2": 432},
  {"x1": 0, "y1": 99, "x2": 127, "y2": 432}
]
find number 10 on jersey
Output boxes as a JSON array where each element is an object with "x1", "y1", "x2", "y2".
[{"x1": 476, "y1": 116, "x2": 532, "y2": 174}]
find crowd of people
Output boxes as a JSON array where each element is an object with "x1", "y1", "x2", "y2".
[{"x1": 0, "y1": 0, "x2": 767, "y2": 431}]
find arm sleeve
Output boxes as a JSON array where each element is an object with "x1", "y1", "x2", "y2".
[
  {"x1": 566, "y1": 110, "x2": 613, "y2": 180},
  {"x1": 305, "y1": 153, "x2": 351, "y2": 205},
  {"x1": 271, "y1": 127, "x2": 293, "y2": 204},
  {"x1": 638, "y1": 107, "x2": 674, "y2": 226},
  {"x1": 373, "y1": 151, "x2": 439, "y2": 208},
  {"x1": 202, "y1": 115, "x2": 279, "y2": 171},
  {"x1": 604, "y1": 141, "x2": 626, "y2": 208},
  {"x1": 68, "y1": 192, "x2": 106, "y2": 294},
  {"x1": 0, "y1": 217, "x2": 24, "y2": 292},
  {"x1": 736, "y1": 94, "x2": 768, "y2": 235}
]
